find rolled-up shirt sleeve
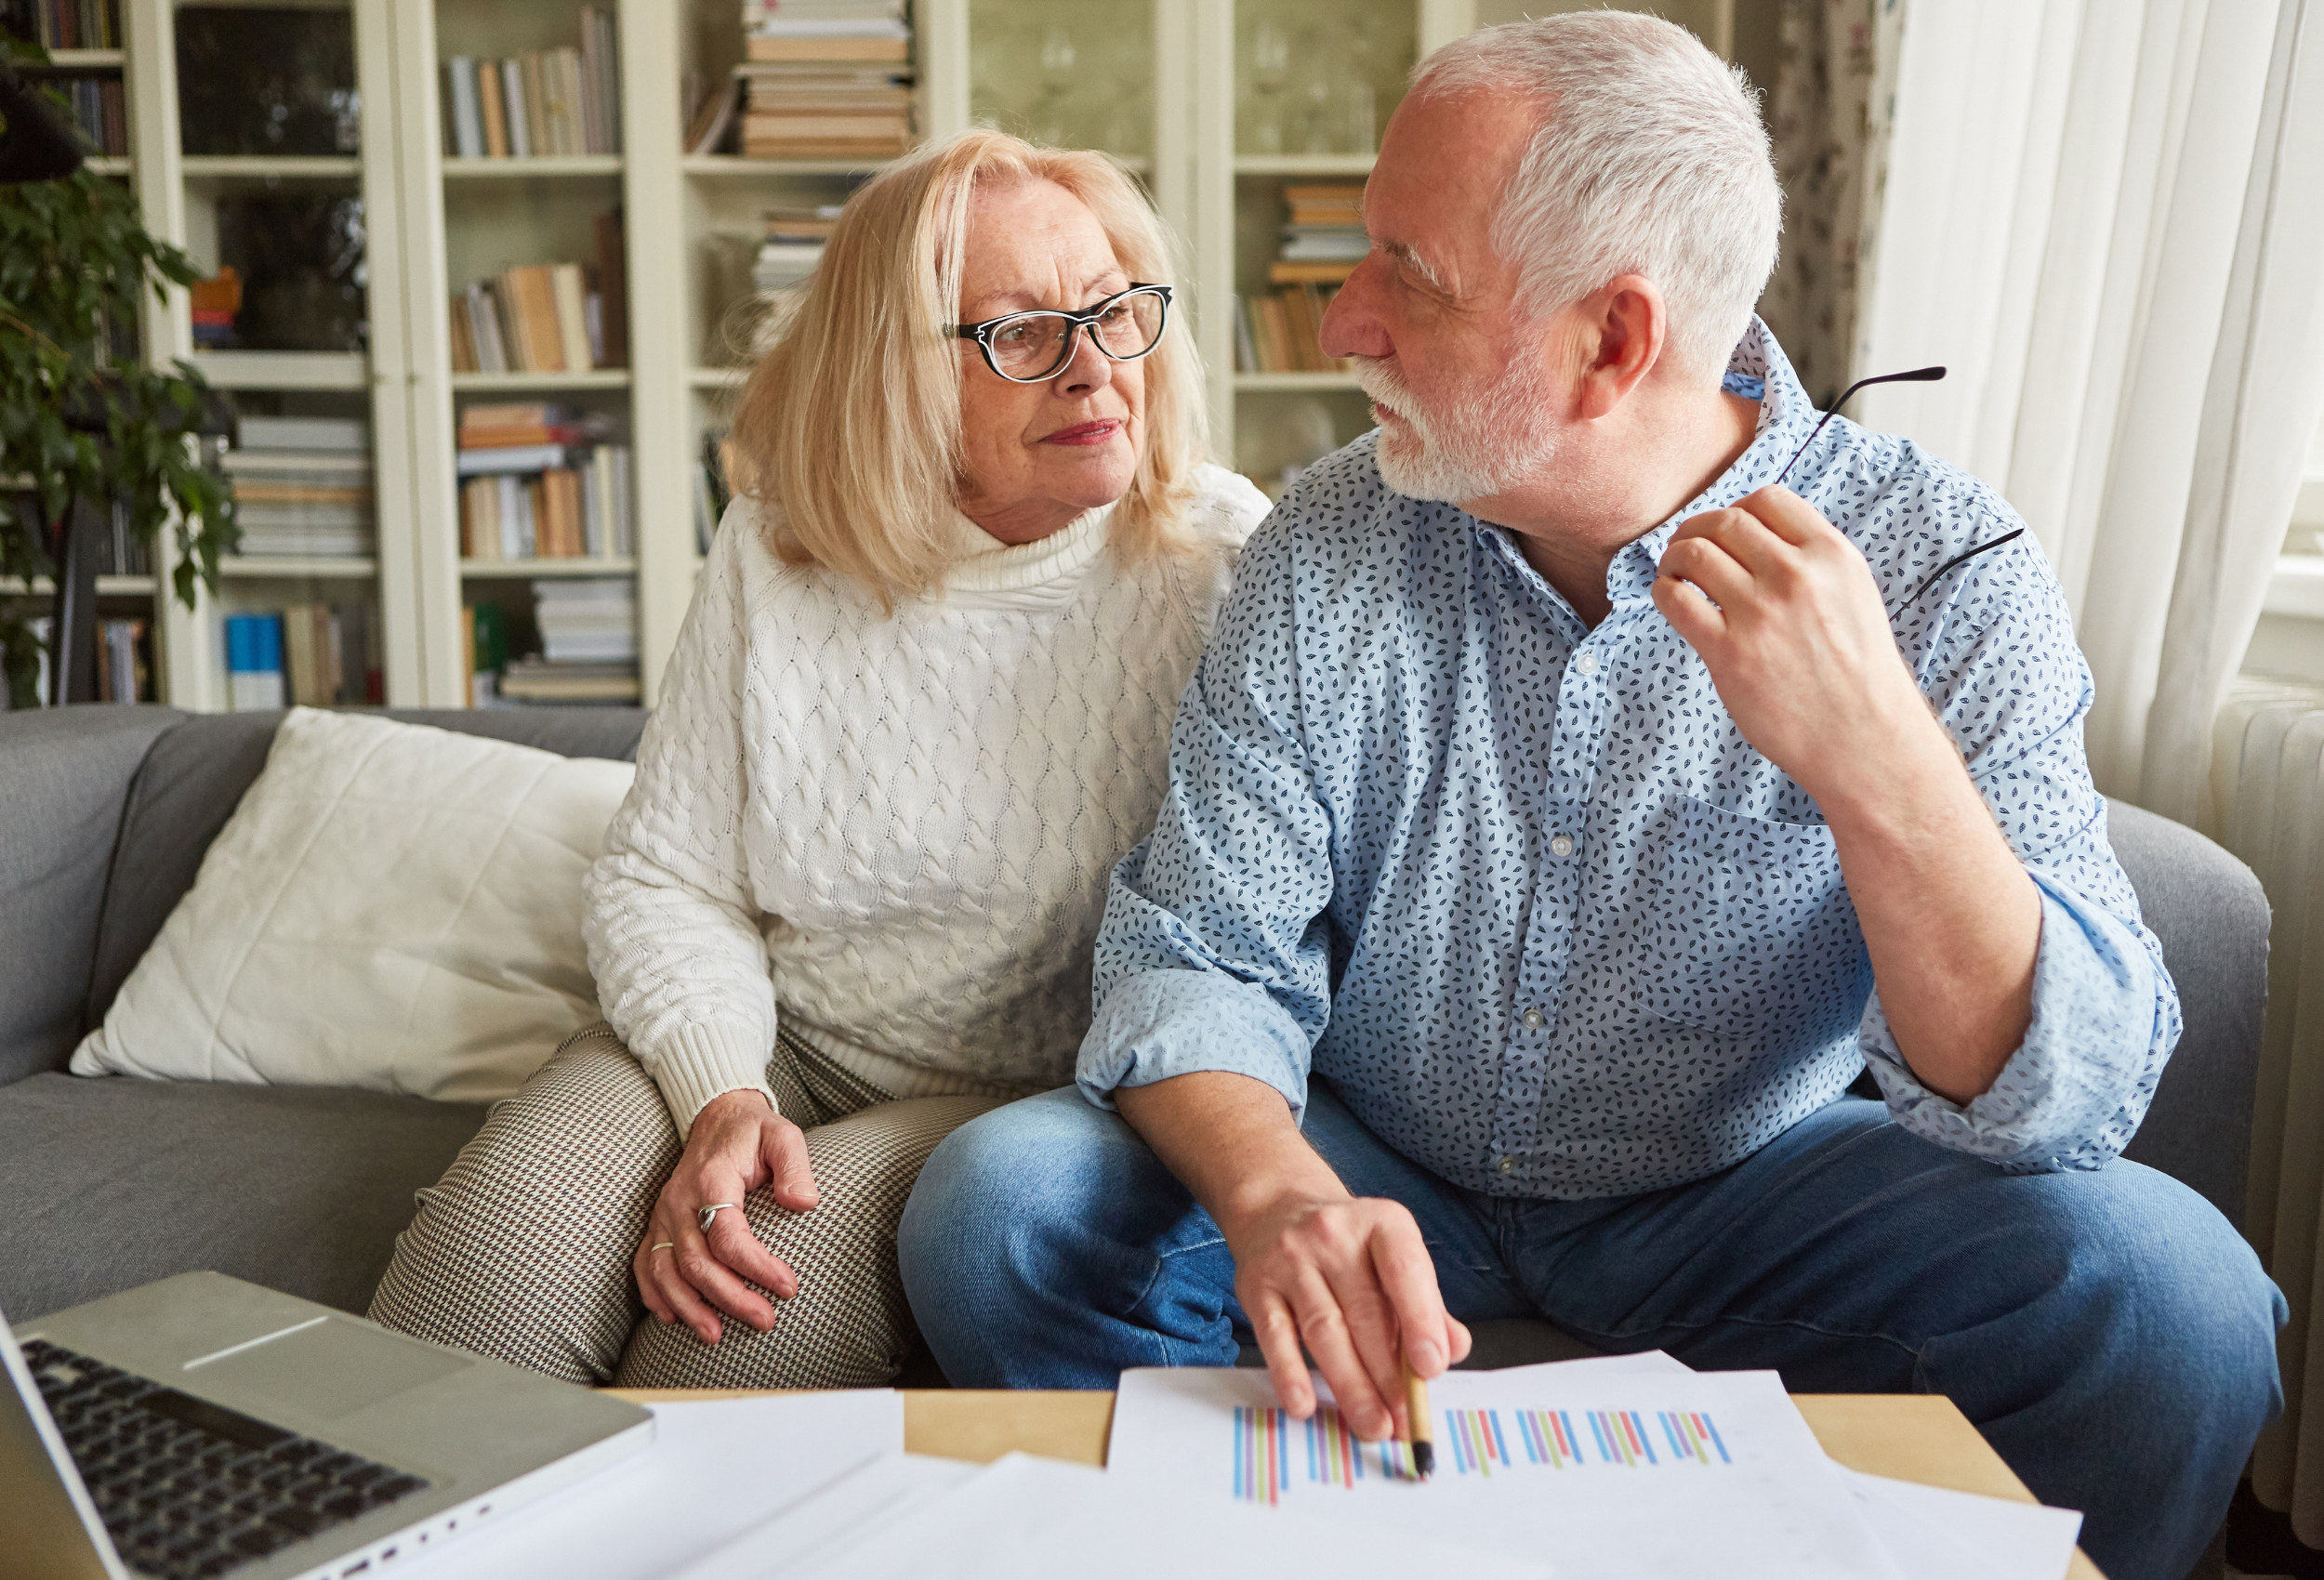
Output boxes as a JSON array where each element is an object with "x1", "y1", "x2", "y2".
[
  {"x1": 1078, "y1": 519, "x2": 1337, "y2": 1117},
  {"x1": 1859, "y1": 530, "x2": 2181, "y2": 1171}
]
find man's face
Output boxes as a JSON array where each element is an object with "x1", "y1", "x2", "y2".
[{"x1": 1320, "y1": 89, "x2": 1567, "y2": 505}]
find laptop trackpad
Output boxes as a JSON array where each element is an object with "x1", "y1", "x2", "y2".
[{"x1": 191, "y1": 1316, "x2": 471, "y2": 1420}]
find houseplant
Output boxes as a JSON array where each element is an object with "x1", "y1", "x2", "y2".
[{"x1": 0, "y1": 37, "x2": 236, "y2": 709}]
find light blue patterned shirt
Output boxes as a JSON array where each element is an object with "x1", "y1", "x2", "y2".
[{"x1": 1079, "y1": 319, "x2": 2179, "y2": 1198}]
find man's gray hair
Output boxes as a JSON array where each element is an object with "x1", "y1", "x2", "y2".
[{"x1": 1412, "y1": 12, "x2": 1781, "y2": 382}]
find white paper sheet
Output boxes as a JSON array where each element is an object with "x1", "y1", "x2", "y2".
[
  {"x1": 660, "y1": 1453, "x2": 978, "y2": 1580},
  {"x1": 1845, "y1": 1468, "x2": 2084, "y2": 1580},
  {"x1": 1109, "y1": 1364, "x2": 1904, "y2": 1580},
  {"x1": 785, "y1": 1451, "x2": 1547, "y2": 1580},
  {"x1": 390, "y1": 1390, "x2": 904, "y2": 1580}
]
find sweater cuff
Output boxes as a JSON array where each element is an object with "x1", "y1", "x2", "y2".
[{"x1": 647, "y1": 1023, "x2": 778, "y2": 1137}]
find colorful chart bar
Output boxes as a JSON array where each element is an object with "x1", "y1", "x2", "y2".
[{"x1": 1230, "y1": 1406, "x2": 1419, "y2": 1502}]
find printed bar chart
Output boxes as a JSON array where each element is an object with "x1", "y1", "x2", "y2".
[
  {"x1": 1233, "y1": 1403, "x2": 1735, "y2": 1498},
  {"x1": 1447, "y1": 1408, "x2": 1732, "y2": 1476},
  {"x1": 1231, "y1": 1406, "x2": 1418, "y2": 1504}
]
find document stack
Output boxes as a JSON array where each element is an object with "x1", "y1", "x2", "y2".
[
  {"x1": 733, "y1": 0, "x2": 914, "y2": 160},
  {"x1": 1235, "y1": 184, "x2": 1365, "y2": 375},
  {"x1": 456, "y1": 404, "x2": 634, "y2": 562},
  {"x1": 441, "y1": 8, "x2": 622, "y2": 159},
  {"x1": 501, "y1": 579, "x2": 640, "y2": 704},
  {"x1": 223, "y1": 416, "x2": 374, "y2": 560}
]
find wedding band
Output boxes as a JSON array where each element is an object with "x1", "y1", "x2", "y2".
[
  {"x1": 698, "y1": 1203, "x2": 739, "y2": 1233},
  {"x1": 650, "y1": 1242, "x2": 676, "y2": 1253}
]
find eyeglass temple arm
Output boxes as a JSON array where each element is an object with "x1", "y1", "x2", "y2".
[{"x1": 1773, "y1": 364, "x2": 1948, "y2": 488}]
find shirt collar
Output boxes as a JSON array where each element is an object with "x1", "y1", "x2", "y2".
[{"x1": 1470, "y1": 315, "x2": 1821, "y2": 609}]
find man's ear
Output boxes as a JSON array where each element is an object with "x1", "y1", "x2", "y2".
[{"x1": 1573, "y1": 275, "x2": 1666, "y2": 420}]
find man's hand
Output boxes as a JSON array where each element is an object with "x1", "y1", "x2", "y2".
[
  {"x1": 1223, "y1": 1188, "x2": 1472, "y2": 1441},
  {"x1": 1115, "y1": 1072, "x2": 1470, "y2": 1442},
  {"x1": 1651, "y1": 483, "x2": 2041, "y2": 1106},
  {"x1": 634, "y1": 1088, "x2": 821, "y2": 1345},
  {"x1": 1650, "y1": 484, "x2": 1936, "y2": 802}
]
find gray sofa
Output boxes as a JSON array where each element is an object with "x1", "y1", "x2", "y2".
[{"x1": 0, "y1": 702, "x2": 2271, "y2": 1340}]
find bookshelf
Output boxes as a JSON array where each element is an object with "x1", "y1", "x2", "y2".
[
  {"x1": 85, "y1": 0, "x2": 1508, "y2": 712},
  {"x1": 0, "y1": 3, "x2": 165, "y2": 704}
]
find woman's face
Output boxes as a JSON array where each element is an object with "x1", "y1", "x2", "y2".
[{"x1": 954, "y1": 179, "x2": 1146, "y2": 545}]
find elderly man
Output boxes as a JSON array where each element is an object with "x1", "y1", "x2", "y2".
[{"x1": 897, "y1": 14, "x2": 2281, "y2": 1576}]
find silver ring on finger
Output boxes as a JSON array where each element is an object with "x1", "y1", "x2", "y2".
[
  {"x1": 698, "y1": 1203, "x2": 740, "y2": 1234},
  {"x1": 649, "y1": 1242, "x2": 677, "y2": 1253}
]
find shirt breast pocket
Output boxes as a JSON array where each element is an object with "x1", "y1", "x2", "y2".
[{"x1": 1633, "y1": 793, "x2": 1864, "y2": 1041}]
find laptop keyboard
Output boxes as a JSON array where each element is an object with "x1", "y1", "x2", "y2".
[{"x1": 22, "y1": 1337, "x2": 432, "y2": 1580}]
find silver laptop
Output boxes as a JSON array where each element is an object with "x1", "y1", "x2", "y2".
[{"x1": 2, "y1": 1271, "x2": 652, "y2": 1580}]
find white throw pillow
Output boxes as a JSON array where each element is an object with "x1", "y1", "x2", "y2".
[{"x1": 71, "y1": 707, "x2": 634, "y2": 1102}]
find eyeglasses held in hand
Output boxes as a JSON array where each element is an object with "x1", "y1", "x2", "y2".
[
  {"x1": 1771, "y1": 362, "x2": 2026, "y2": 607},
  {"x1": 950, "y1": 283, "x2": 1173, "y2": 384}
]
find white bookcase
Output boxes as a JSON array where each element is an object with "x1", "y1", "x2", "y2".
[{"x1": 109, "y1": 0, "x2": 1502, "y2": 712}]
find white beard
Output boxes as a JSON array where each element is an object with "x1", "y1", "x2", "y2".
[{"x1": 1355, "y1": 353, "x2": 1560, "y2": 505}]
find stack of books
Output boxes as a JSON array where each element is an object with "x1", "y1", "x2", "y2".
[
  {"x1": 499, "y1": 579, "x2": 640, "y2": 704},
  {"x1": 223, "y1": 416, "x2": 375, "y2": 560},
  {"x1": 441, "y1": 9, "x2": 622, "y2": 159},
  {"x1": 743, "y1": 204, "x2": 838, "y2": 352},
  {"x1": 223, "y1": 605, "x2": 380, "y2": 710},
  {"x1": 727, "y1": 0, "x2": 913, "y2": 160},
  {"x1": 448, "y1": 214, "x2": 627, "y2": 375},
  {"x1": 1235, "y1": 184, "x2": 1365, "y2": 375},
  {"x1": 23, "y1": 0, "x2": 120, "y2": 48},
  {"x1": 456, "y1": 403, "x2": 635, "y2": 562}
]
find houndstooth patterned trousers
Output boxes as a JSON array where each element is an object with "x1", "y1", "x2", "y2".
[{"x1": 367, "y1": 1021, "x2": 1002, "y2": 1389}]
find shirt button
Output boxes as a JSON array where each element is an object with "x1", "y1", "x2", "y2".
[
  {"x1": 1550, "y1": 834, "x2": 1575, "y2": 857},
  {"x1": 1497, "y1": 1156, "x2": 1516, "y2": 1175},
  {"x1": 1521, "y1": 1007, "x2": 1545, "y2": 1029},
  {"x1": 1575, "y1": 652, "x2": 1599, "y2": 677}
]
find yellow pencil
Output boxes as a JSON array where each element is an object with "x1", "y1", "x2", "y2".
[{"x1": 1404, "y1": 1362, "x2": 1434, "y2": 1480}]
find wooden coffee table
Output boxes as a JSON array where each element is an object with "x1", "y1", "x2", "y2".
[{"x1": 614, "y1": 1389, "x2": 2105, "y2": 1579}]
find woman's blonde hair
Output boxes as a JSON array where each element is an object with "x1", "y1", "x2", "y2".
[{"x1": 726, "y1": 129, "x2": 1208, "y2": 606}]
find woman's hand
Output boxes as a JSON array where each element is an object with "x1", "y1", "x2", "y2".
[{"x1": 634, "y1": 1089, "x2": 821, "y2": 1345}]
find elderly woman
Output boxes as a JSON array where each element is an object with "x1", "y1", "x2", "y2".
[{"x1": 368, "y1": 129, "x2": 1267, "y2": 1389}]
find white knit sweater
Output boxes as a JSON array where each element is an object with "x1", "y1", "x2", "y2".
[{"x1": 582, "y1": 465, "x2": 1271, "y2": 1132}]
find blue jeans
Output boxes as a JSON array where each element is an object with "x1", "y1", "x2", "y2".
[{"x1": 899, "y1": 1083, "x2": 2284, "y2": 1580}]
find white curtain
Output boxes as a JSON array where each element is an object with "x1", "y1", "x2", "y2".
[{"x1": 1845, "y1": 0, "x2": 2324, "y2": 1541}]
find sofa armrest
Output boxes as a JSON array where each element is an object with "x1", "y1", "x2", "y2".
[
  {"x1": 2109, "y1": 799, "x2": 2268, "y2": 1231},
  {"x1": 0, "y1": 706, "x2": 184, "y2": 1087}
]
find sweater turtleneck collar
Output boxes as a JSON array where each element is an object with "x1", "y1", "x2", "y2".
[{"x1": 939, "y1": 499, "x2": 1116, "y2": 612}]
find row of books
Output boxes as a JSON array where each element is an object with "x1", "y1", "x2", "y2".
[
  {"x1": 458, "y1": 453, "x2": 634, "y2": 561},
  {"x1": 8, "y1": 615, "x2": 148, "y2": 706},
  {"x1": 57, "y1": 74, "x2": 127, "y2": 156},
  {"x1": 223, "y1": 603, "x2": 381, "y2": 711},
  {"x1": 86, "y1": 496, "x2": 152, "y2": 576},
  {"x1": 1234, "y1": 285, "x2": 1353, "y2": 375},
  {"x1": 447, "y1": 219, "x2": 628, "y2": 375},
  {"x1": 222, "y1": 415, "x2": 375, "y2": 560},
  {"x1": 20, "y1": 0, "x2": 119, "y2": 49},
  {"x1": 464, "y1": 584, "x2": 640, "y2": 707},
  {"x1": 441, "y1": 9, "x2": 622, "y2": 160}
]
